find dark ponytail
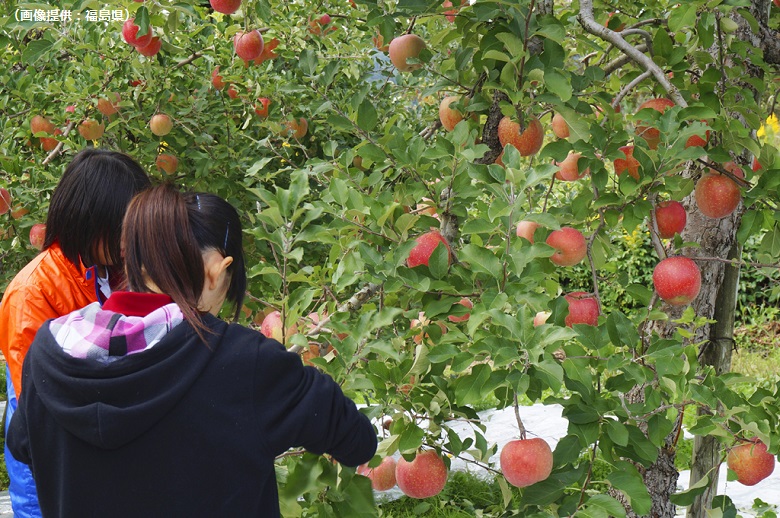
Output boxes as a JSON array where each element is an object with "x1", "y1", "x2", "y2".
[{"x1": 122, "y1": 184, "x2": 246, "y2": 336}]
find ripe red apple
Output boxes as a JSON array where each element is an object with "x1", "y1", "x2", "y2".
[
  {"x1": 136, "y1": 36, "x2": 162, "y2": 57},
  {"x1": 234, "y1": 30, "x2": 264, "y2": 61},
  {"x1": 358, "y1": 457, "x2": 397, "y2": 491},
  {"x1": 210, "y1": 0, "x2": 241, "y2": 14},
  {"x1": 775, "y1": 0, "x2": 780, "y2": 7},
  {"x1": 30, "y1": 115, "x2": 55, "y2": 135},
  {"x1": 653, "y1": 256, "x2": 701, "y2": 306},
  {"x1": 388, "y1": 34, "x2": 426, "y2": 72},
  {"x1": 155, "y1": 154, "x2": 178, "y2": 175},
  {"x1": 546, "y1": 227, "x2": 586, "y2": 266},
  {"x1": 635, "y1": 98, "x2": 675, "y2": 150},
  {"x1": 211, "y1": 67, "x2": 225, "y2": 90},
  {"x1": 281, "y1": 117, "x2": 308, "y2": 139},
  {"x1": 727, "y1": 438, "x2": 775, "y2": 486},
  {"x1": 251, "y1": 37, "x2": 280, "y2": 64},
  {"x1": 40, "y1": 128, "x2": 62, "y2": 152},
  {"x1": 78, "y1": 119, "x2": 104, "y2": 140},
  {"x1": 533, "y1": 311, "x2": 551, "y2": 326},
  {"x1": 551, "y1": 113, "x2": 570, "y2": 139},
  {"x1": 96, "y1": 93, "x2": 121, "y2": 116},
  {"x1": 654, "y1": 201, "x2": 686, "y2": 239},
  {"x1": 255, "y1": 97, "x2": 271, "y2": 118},
  {"x1": 497, "y1": 116, "x2": 544, "y2": 157},
  {"x1": 694, "y1": 162, "x2": 743, "y2": 219},
  {"x1": 0, "y1": 188, "x2": 11, "y2": 215},
  {"x1": 516, "y1": 220, "x2": 540, "y2": 243},
  {"x1": 407, "y1": 230, "x2": 452, "y2": 268},
  {"x1": 447, "y1": 298, "x2": 472, "y2": 323},
  {"x1": 395, "y1": 450, "x2": 448, "y2": 499},
  {"x1": 122, "y1": 18, "x2": 153, "y2": 48},
  {"x1": 614, "y1": 145, "x2": 640, "y2": 180},
  {"x1": 500, "y1": 438, "x2": 553, "y2": 488},
  {"x1": 554, "y1": 152, "x2": 589, "y2": 181},
  {"x1": 260, "y1": 310, "x2": 299, "y2": 345},
  {"x1": 11, "y1": 206, "x2": 28, "y2": 219},
  {"x1": 685, "y1": 124, "x2": 710, "y2": 149},
  {"x1": 439, "y1": 95, "x2": 470, "y2": 131},
  {"x1": 226, "y1": 85, "x2": 238, "y2": 99},
  {"x1": 149, "y1": 113, "x2": 173, "y2": 136},
  {"x1": 564, "y1": 292, "x2": 599, "y2": 327},
  {"x1": 29, "y1": 223, "x2": 46, "y2": 250}
]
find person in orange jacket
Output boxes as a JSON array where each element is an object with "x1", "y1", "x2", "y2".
[{"x1": 0, "y1": 148, "x2": 151, "y2": 518}]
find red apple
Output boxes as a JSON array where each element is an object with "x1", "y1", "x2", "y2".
[
  {"x1": 775, "y1": 0, "x2": 780, "y2": 7},
  {"x1": 551, "y1": 113, "x2": 570, "y2": 139},
  {"x1": 122, "y1": 18, "x2": 153, "y2": 48},
  {"x1": 500, "y1": 438, "x2": 553, "y2": 488},
  {"x1": 40, "y1": 128, "x2": 62, "y2": 152},
  {"x1": 653, "y1": 256, "x2": 701, "y2": 306},
  {"x1": 439, "y1": 95, "x2": 468, "y2": 132},
  {"x1": 96, "y1": 93, "x2": 121, "y2": 116},
  {"x1": 685, "y1": 123, "x2": 710, "y2": 148},
  {"x1": 30, "y1": 115, "x2": 55, "y2": 135},
  {"x1": 210, "y1": 0, "x2": 241, "y2": 14},
  {"x1": 635, "y1": 98, "x2": 675, "y2": 150},
  {"x1": 388, "y1": 34, "x2": 427, "y2": 72},
  {"x1": 694, "y1": 162, "x2": 743, "y2": 219},
  {"x1": 251, "y1": 37, "x2": 279, "y2": 64},
  {"x1": 226, "y1": 85, "x2": 239, "y2": 99},
  {"x1": 447, "y1": 298, "x2": 472, "y2": 323},
  {"x1": 0, "y1": 188, "x2": 11, "y2": 215},
  {"x1": 260, "y1": 310, "x2": 299, "y2": 345},
  {"x1": 554, "y1": 152, "x2": 589, "y2": 181},
  {"x1": 149, "y1": 113, "x2": 173, "y2": 136},
  {"x1": 516, "y1": 220, "x2": 540, "y2": 243},
  {"x1": 255, "y1": 97, "x2": 271, "y2": 118},
  {"x1": 395, "y1": 450, "x2": 448, "y2": 499},
  {"x1": 564, "y1": 292, "x2": 599, "y2": 327},
  {"x1": 136, "y1": 36, "x2": 162, "y2": 57},
  {"x1": 546, "y1": 227, "x2": 586, "y2": 266},
  {"x1": 155, "y1": 154, "x2": 178, "y2": 175},
  {"x1": 614, "y1": 145, "x2": 640, "y2": 180},
  {"x1": 358, "y1": 457, "x2": 397, "y2": 491},
  {"x1": 407, "y1": 230, "x2": 452, "y2": 268},
  {"x1": 234, "y1": 30, "x2": 264, "y2": 61},
  {"x1": 281, "y1": 118, "x2": 308, "y2": 139},
  {"x1": 212, "y1": 67, "x2": 225, "y2": 90},
  {"x1": 78, "y1": 119, "x2": 104, "y2": 140},
  {"x1": 497, "y1": 116, "x2": 544, "y2": 157},
  {"x1": 11, "y1": 206, "x2": 28, "y2": 219},
  {"x1": 727, "y1": 438, "x2": 776, "y2": 486},
  {"x1": 29, "y1": 223, "x2": 46, "y2": 250},
  {"x1": 654, "y1": 201, "x2": 686, "y2": 239}
]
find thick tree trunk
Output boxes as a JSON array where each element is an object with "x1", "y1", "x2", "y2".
[
  {"x1": 639, "y1": 198, "x2": 741, "y2": 518},
  {"x1": 687, "y1": 242, "x2": 740, "y2": 517}
]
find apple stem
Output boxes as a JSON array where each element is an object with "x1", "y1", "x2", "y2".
[{"x1": 513, "y1": 393, "x2": 527, "y2": 440}]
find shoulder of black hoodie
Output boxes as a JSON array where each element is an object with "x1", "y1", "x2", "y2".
[
  {"x1": 10, "y1": 313, "x2": 377, "y2": 469},
  {"x1": 215, "y1": 316, "x2": 377, "y2": 465}
]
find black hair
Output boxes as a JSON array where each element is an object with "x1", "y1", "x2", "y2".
[
  {"x1": 122, "y1": 184, "x2": 247, "y2": 329},
  {"x1": 43, "y1": 148, "x2": 152, "y2": 269}
]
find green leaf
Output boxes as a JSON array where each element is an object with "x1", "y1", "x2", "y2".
[
  {"x1": 607, "y1": 462, "x2": 652, "y2": 515},
  {"x1": 577, "y1": 494, "x2": 627, "y2": 518},
  {"x1": 544, "y1": 69, "x2": 572, "y2": 102},
  {"x1": 605, "y1": 420, "x2": 629, "y2": 447},
  {"x1": 357, "y1": 99, "x2": 378, "y2": 131},
  {"x1": 22, "y1": 40, "x2": 53, "y2": 64},
  {"x1": 428, "y1": 242, "x2": 451, "y2": 279},
  {"x1": 298, "y1": 49, "x2": 318, "y2": 76},
  {"x1": 669, "y1": 474, "x2": 710, "y2": 506}
]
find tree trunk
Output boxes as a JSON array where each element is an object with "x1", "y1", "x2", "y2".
[{"x1": 687, "y1": 241, "x2": 740, "y2": 517}]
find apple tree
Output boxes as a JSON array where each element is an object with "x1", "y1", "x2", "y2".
[{"x1": 1, "y1": 0, "x2": 780, "y2": 517}]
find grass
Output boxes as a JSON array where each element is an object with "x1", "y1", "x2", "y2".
[{"x1": 731, "y1": 305, "x2": 780, "y2": 379}]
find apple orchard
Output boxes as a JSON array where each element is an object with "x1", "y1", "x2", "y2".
[{"x1": 1, "y1": 0, "x2": 780, "y2": 516}]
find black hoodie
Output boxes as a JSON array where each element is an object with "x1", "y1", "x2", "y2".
[{"x1": 7, "y1": 295, "x2": 377, "y2": 517}]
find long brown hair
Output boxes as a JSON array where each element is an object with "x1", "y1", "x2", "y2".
[{"x1": 121, "y1": 184, "x2": 246, "y2": 338}]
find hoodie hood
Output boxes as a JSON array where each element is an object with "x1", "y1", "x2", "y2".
[{"x1": 27, "y1": 304, "x2": 226, "y2": 450}]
